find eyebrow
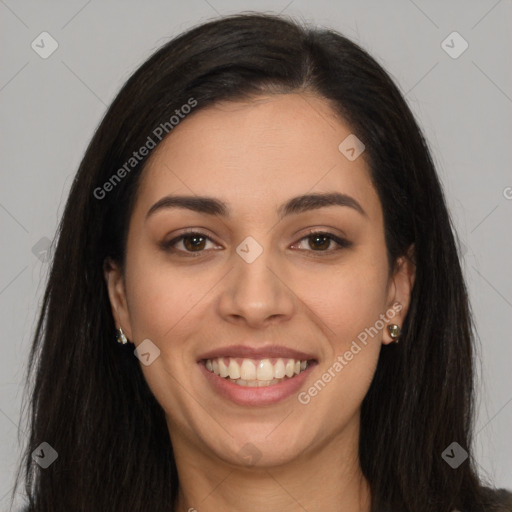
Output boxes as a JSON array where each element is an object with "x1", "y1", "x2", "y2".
[{"x1": 145, "y1": 192, "x2": 367, "y2": 220}]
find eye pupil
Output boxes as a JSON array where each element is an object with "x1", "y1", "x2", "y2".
[
  {"x1": 184, "y1": 235, "x2": 206, "y2": 251},
  {"x1": 309, "y1": 234, "x2": 330, "y2": 250}
]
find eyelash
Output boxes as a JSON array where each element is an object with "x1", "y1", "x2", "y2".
[{"x1": 160, "y1": 229, "x2": 352, "y2": 257}]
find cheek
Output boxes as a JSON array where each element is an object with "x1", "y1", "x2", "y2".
[
  {"x1": 123, "y1": 251, "x2": 211, "y2": 421},
  {"x1": 295, "y1": 257, "x2": 390, "y2": 351},
  {"x1": 297, "y1": 263, "x2": 389, "y2": 425},
  {"x1": 124, "y1": 248, "x2": 211, "y2": 342},
  {"x1": 292, "y1": 254, "x2": 389, "y2": 415}
]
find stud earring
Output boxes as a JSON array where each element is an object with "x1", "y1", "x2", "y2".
[
  {"x1": 116, "y1": 327, "x2": 128, "y2": 344},
  {"x1": 387, "y1": 324, "x2": 401, "y2": 343}
]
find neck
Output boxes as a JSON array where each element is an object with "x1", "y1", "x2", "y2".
[{"x1": 170, "y1": 417, "x2": 371, "y2": 512}]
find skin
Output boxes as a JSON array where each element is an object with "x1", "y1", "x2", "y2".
[{"x1": 104, "y1": 93, "x2": 415, "y2": 512}]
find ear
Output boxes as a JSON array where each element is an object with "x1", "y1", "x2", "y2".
[
  {"x1": 382, "y1": 244, "x2": 416, "y2": 345},
  {"x1": 103, "y1": 257, "x2": 133, "y2": 343}
]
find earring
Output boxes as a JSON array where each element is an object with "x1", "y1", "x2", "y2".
[
  {"x1": 387, "y1": 324, "x2": 401, "y2": 343},
  {"x1": 116, "y1": 327, "x2": 128, "y2": 344}
]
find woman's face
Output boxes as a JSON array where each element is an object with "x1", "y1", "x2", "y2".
[{"x1": 105, "y1": 93, "x2": 414, "y2": 469}]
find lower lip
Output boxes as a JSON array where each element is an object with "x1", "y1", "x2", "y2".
[{"x1": 199, "y1": 361, "x2": 316, "y2": 406}]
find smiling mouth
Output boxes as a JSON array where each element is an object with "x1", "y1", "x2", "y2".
[{"x1": 203, "y1": 357, "x2": 313, "y2": 387}]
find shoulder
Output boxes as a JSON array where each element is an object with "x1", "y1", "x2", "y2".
[
  {"x1": 454, "y1": 488, "x2": 512, "y2": 512},
  {"x1": 479, "y1": 487, "x2": 512, "y2": 512}
]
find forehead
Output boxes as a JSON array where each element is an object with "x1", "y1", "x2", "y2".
[{"x1": 132, "y1": 93, "x2": 380, "y2": 222}]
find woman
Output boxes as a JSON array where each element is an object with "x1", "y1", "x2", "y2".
[{"x1": 13, "y1": 12, "x2": 512, "y2": 512}]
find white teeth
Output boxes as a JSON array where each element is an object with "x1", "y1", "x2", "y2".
[
  {"x1": 204, "y1": 356, "x2": 311, "y2": 386},
  {"x1": 240, "y1": 359, "x2": 256, "y2": 380},
  {"x1": 285, "y1": 359, "x2": 295, "y2": 378},
  {"x1": 218, "y1": 358, "x2": 229, "y2": 378},
  {"x1": 228, "y1": 359, "x2": 241, "y2": 379},
  {"x1": 274, "y1": 359, "x2": 285, "y2": 379},
  {"x1": 256, "y1": 359, "x2": 274, "y2": 381}
]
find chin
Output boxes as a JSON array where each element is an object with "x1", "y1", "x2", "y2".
[{"x1": 204, "y1": 424, "x2": 318, "y2": 469}]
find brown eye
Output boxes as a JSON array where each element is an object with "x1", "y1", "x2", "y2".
[
  {"x1": 161, "y1": 231, "x2": 218, "y2": 255},
  {"x1": 182, "y1": 234, "x2": 207, "y2": 251},
  {"x1": 294, "y1": 231, "x2": 352, "y2": 253},
  {"x1": 161, "y1": 230, "x2": 351, "y2": 256},
  {"x1": 307, "y1": 234, "x2": 332, "y2": 251}
]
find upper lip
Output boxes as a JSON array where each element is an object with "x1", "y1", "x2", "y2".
[{"x1": 198, "y1": 344, "x2": 317, "y2": 362}]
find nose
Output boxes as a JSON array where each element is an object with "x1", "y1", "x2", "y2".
[{"x1": 216, "y1": 244, "x2": 296, "y2": 329}]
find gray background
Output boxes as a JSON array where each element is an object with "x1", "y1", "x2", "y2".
[{"x1": 1, "y1": 0, "x2": 511, "y2": 507}]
